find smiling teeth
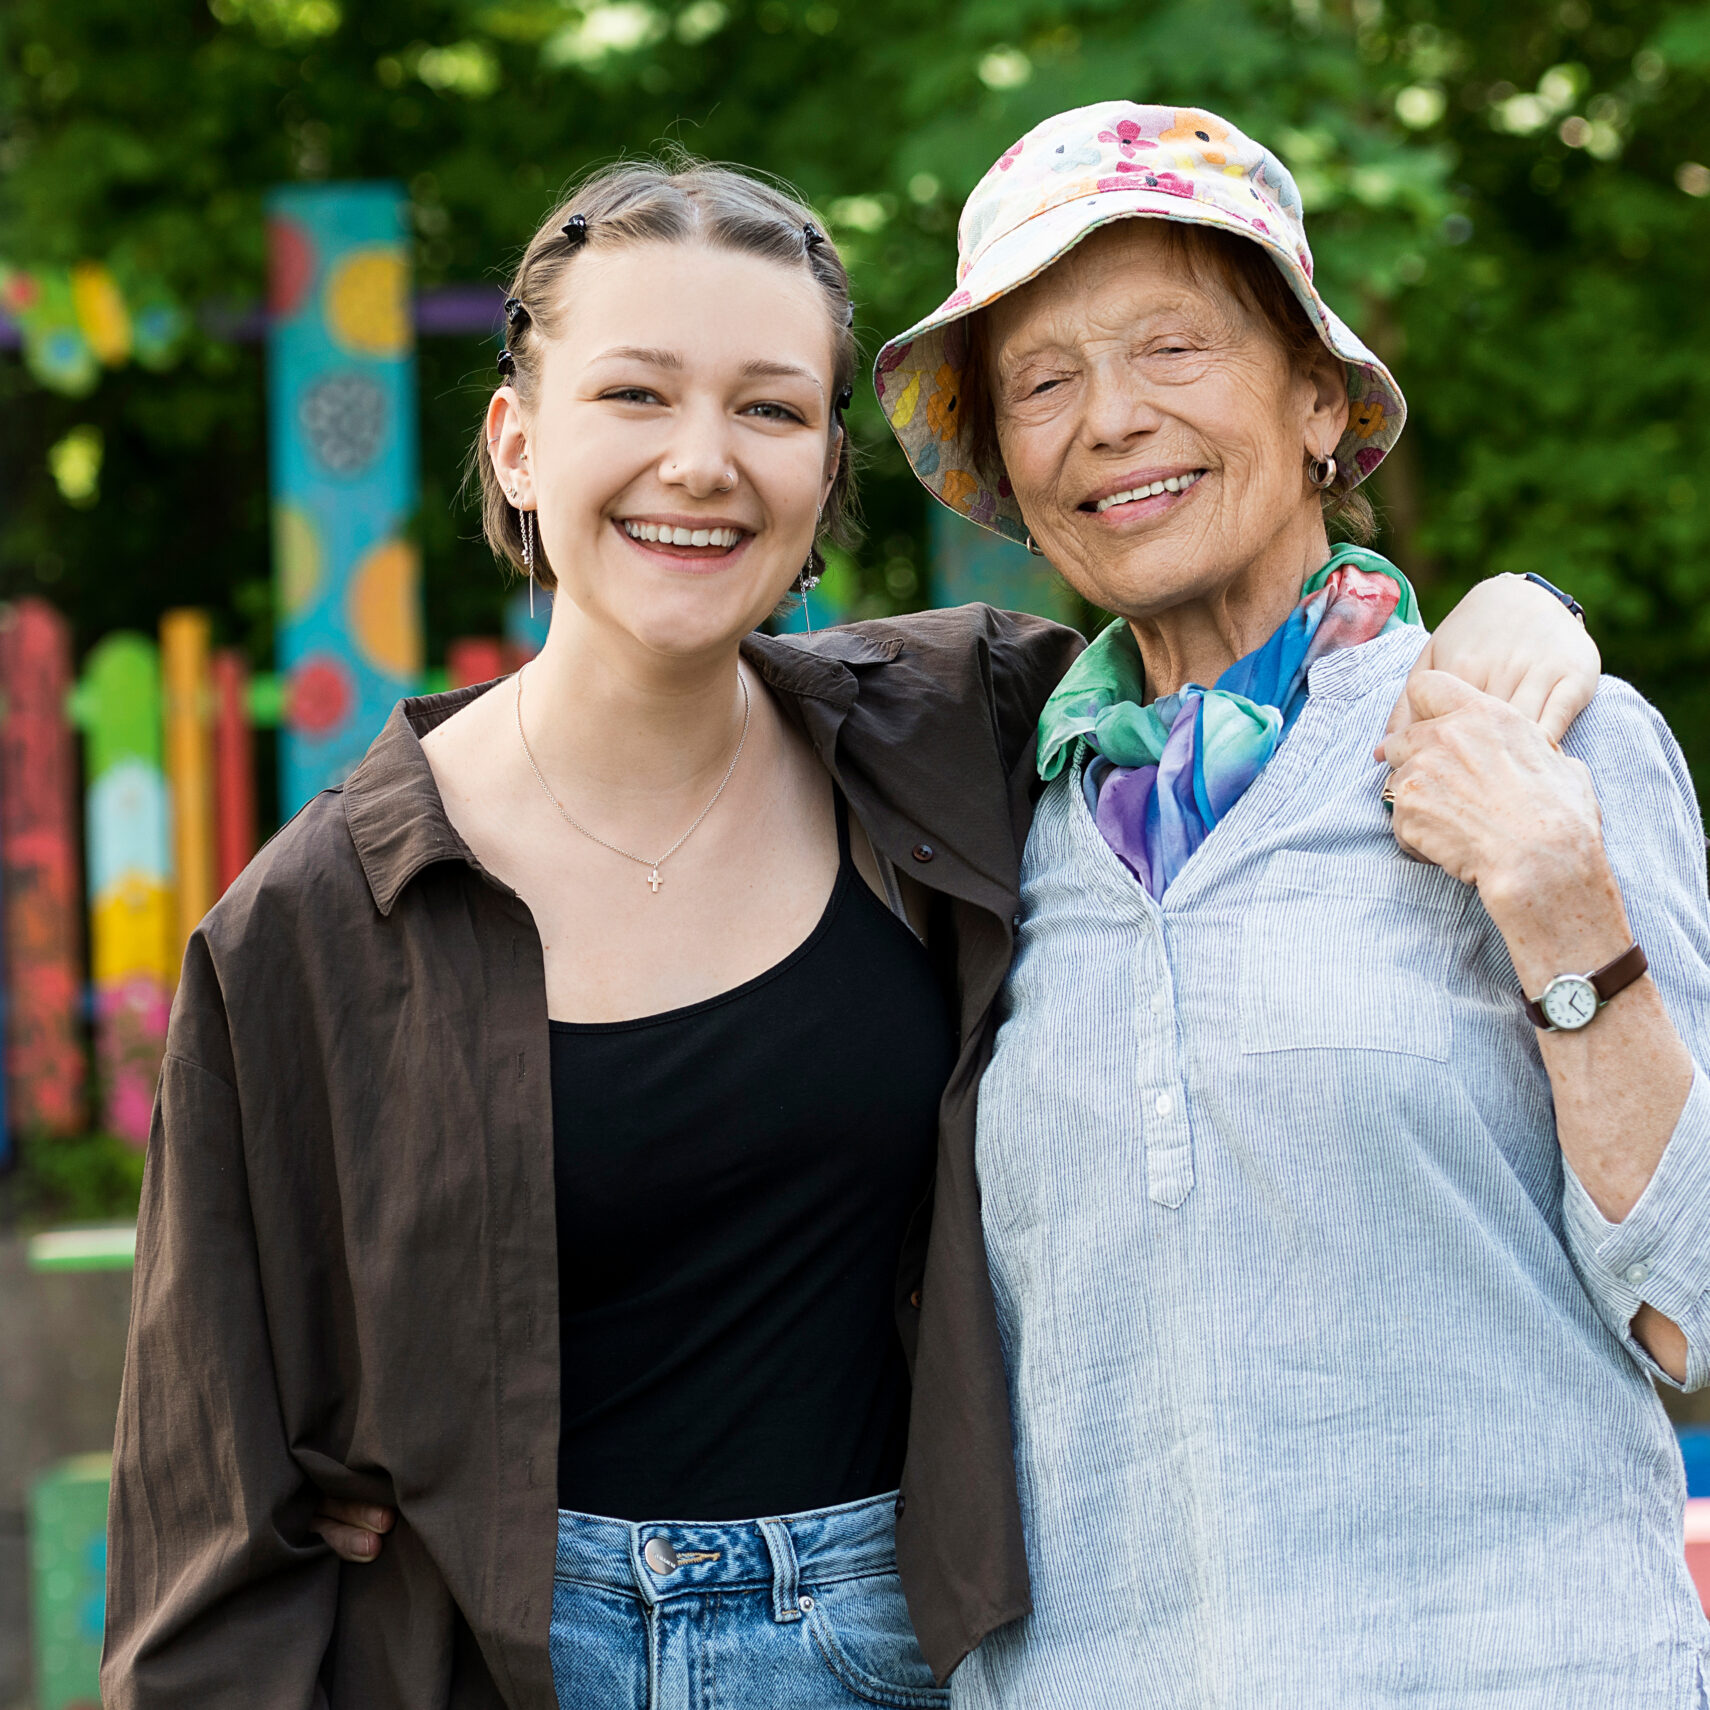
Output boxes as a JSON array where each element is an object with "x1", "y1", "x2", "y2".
[
  {"x1": 622, "y1": 521, "x2": 743, "y2": 547},
  {"x1": 1094, "y1": 471, "x2": 1203, "y2": 513}
]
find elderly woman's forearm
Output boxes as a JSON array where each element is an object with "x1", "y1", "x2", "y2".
[
  {"x1": 1485, "y1": 851, "x2": 1693, "y2": 1216},
  {"x1": 1483, "y1": 854, "x2": 1696, "y2": 1379}
]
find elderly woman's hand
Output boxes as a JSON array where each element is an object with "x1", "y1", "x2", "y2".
[
  {"x1": 1379, "y1": 671, "x2": 1618, "y2": 968},
  {"x1": 1387, "y1": 574, "x2": 1600, "y2": 747}
]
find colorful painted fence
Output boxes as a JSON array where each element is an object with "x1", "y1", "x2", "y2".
[{"x1": 0, "y1": 601, "x2": 537, "y2": 1148}]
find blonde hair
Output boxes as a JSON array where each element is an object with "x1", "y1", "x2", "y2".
[{"x1": 470, "y1": 157, "x2": 860, "y2": 592}]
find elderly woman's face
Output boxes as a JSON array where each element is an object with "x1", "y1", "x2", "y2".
[{"x1": 986, "y1": 220, "x2": 1348, "y2": 622}]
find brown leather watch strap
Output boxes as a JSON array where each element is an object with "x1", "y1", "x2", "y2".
[{"x1": 1522, "y1": 942, "x2": 1648, "y2": 1029}]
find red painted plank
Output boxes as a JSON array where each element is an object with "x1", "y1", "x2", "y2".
[
  {"x1": 0, "y1": 600, "x2": 87, "y2": 1136},
  {"x1": 211, "y1": 650, "x2": 257, "y2": 895}
]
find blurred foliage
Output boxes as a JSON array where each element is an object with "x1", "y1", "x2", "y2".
[
  {"x1": 10, "y1": 1130, "x2": 146, "y2": 1225},
  {"x1": 2, "y1": 0, "x2": 1709, "y2": 790}
]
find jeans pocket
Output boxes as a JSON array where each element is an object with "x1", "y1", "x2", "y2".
[{"x1": 803, "y1": 1569, "x2": 949, "y2": 1708}]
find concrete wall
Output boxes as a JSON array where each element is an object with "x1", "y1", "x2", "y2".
[{"x1": 0, "y1": 1237, "x2": 132, "y2": 1709}]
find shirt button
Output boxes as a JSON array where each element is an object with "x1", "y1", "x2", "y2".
[
  {"x1": 909, "y1": 1290, "x2": 922, "y2": 1309},
  {"x1": 1154, "y1": 1092, "x2": 1173, "y2": 1117},
  {"x1": 643, "y1": 1537, "x2": 678, "y2": 1574},
  {"x1": 1624, "y1": 1261, "x2": 1650, "y2": 1285},
  {"x1": 912, "y1": 843, "x2": 935, "y2": 863},
  {"x1": 1150, "y1": 992, "x2": 1167, "y2": 1015}
]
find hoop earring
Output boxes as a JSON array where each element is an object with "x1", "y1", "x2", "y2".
[
  {"x1": 1025, "y1": 534, "x2": 1045, "y2": 557},
  {"x1": 1307, "y1": 452, "x2": 1338, "y2": 491}
]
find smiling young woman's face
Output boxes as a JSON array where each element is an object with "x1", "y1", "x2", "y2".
[
  {"x1": 986, "y1": 219, "x2": 1347, "y2": 623},
  {"x1": 511, "y1": 241, "x2": 840, "y2": 659}
]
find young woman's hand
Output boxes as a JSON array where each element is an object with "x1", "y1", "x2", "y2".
[
  {"x1": 310, "y1": 1496, "x2": 396, "y2": 1562},
  {"x1": 1386, "y1": 573, "x2": 1600, "y2": 745}
]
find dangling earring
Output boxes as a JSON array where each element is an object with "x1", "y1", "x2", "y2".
[
  {"x1": 794, "y1": 543, "x2": 822, "y2": 639},
  {"x1": 793, "y1": 513, "x2": 825, "y2": 637},
  {"x1": 1307, "y1": 451, "x2": 1338, "y2": 491},
  {"x1": 520, "y1": 507, "x2": 536, "y2": 617}
]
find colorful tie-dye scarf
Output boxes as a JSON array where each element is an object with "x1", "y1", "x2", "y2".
[{"x1": 1036, "y1": 545, "x2": 1421, "y2": 899}]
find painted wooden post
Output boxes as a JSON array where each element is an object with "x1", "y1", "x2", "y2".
[
  {"x1": 161, "y1": 610, "x2": 215, "y2": 952},
  {"x1": 0, "y1": 599, "x2": 84, "y2": 1142},
  {"x1": 29, "y1": 1454, "x2": 111, "y2": 1710},
  {"x1": 84, "y1": 635, "x2": 173, "y2": 1146},
  {"x1": 267, "y1": 183, "x2": 422, "y2": 816},
  {"x1": 929, "y1": 506, "x2": 1078, "y2": 625},
  {"x1": 211, "y1": 649, "x2": 257, "y2": 894},
  {"x1": 447, "y1": 637, "x2": 509, "y2": 690}
]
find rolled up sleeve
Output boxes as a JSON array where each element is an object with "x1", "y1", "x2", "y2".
[
  {"x1": 103, "y1": 939, "x2": 337, "y2": 1707},
  {"x1": 1556, "y1": 679, "x2": 1710, "y2": 1392},
  {"x1": 1561, "y1": 1068, "x2": 1710, "y2": 1390}
]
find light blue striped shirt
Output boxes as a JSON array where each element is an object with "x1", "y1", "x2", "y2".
[{"x1": 958, "y1": 626, "x2": 1710, "y2": 1708}]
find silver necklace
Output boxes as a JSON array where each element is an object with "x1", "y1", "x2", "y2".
[{"x1": 515, "y1": 664, "x2": 751, "y2": 894}]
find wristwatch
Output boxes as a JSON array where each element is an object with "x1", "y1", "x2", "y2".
[
  {"x1": 1522, "y1": 572, "x2": 1586, "y2": 624},
  {"x1": 1522, "y1": 942, "x2": 1647, "y2": 1031}
]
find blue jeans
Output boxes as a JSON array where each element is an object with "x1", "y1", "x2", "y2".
[{"x1": 549, "y1": 1490, "x2": 947, "y2": 1710}]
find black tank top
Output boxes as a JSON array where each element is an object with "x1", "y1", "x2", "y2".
[{"x1": 550, "y1": 797, "x2": 956, "y2": 1521}]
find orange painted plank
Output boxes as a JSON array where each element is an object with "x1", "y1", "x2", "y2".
[{"x1": 161, "y1": 610, "x2": 215, "y2": 951}]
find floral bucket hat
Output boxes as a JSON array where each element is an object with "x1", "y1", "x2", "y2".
[{"x1": 873, "y1": 101, "x2": 1407, "y2": 546}]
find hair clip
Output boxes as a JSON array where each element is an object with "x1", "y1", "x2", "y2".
[
  {"x1": 562, "y1": 214, "x2": 589, "y2": 247},
  {"x1": 504, "y1": 296, "x2": 529, "y2": 326},
  {"x1": 803, "y1": 223, "x2": 825, "y2": 251},
  {"x1": 496, "y1": 349, "x2": 517, "y2": 376},
  {"x1": 835, "y1": 384, "x2": 853, "y2": 412}
]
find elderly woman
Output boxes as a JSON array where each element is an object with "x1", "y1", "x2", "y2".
[{"x1": 876, "y1": 104, "x2": 1710, "y2": 1705}]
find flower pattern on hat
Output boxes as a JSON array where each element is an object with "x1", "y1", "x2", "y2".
[{"x1": 874, "y1": 100, "x2": 1407, "y2": 547}]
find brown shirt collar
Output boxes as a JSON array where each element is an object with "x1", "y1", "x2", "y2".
[{"x1": 342, "y1": 628, "x2": 906, "y2": 919}]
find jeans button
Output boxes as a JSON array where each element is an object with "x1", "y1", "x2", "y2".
[{"x1": 643, "y1": 1536, "x2": 678, "y2": 1574}]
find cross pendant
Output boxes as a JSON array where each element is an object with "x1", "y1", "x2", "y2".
[{"x1": 647, "y1": 867, "x2": 662, "y2": 893}]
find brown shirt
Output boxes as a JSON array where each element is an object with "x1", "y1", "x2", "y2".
[{"x1": 102, "y1": 604, "x2": 1085, "y2": 1705}]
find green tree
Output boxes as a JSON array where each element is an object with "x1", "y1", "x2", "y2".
[{"x1": 3, "y1": 0, "x2": 1707, "y2": 804}]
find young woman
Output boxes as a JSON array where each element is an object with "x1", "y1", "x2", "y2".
[{"x1": 103, "y1": 159, "x2": 1597, "y2": 1710}]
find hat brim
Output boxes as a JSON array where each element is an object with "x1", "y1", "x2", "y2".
[{"x1": 874, "y1": 190, "x2": 1406, "y2": 546}]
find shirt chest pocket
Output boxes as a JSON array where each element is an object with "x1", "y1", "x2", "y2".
[{"x1": 1237, "y1": 851, "x2": 1473, "y2": 1061}]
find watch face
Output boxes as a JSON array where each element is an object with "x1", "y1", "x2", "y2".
[{"x1": 1541, "y1": 974, "x2": 1599, "y2": 1030}]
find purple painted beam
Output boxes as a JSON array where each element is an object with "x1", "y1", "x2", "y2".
[{"x1": 0, "y1": 283, "x2": 505, "y2": 349}]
